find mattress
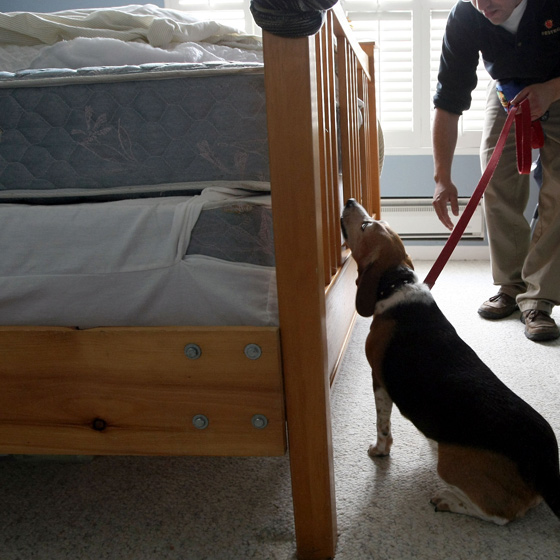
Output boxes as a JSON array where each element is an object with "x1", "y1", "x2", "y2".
[
  {"x1": 0, "y1": 5, "x2": 267, "y2": 197},
  {"x1": 0, "y1": 181, "x2": 277, "y2": 328},
  {"x1": 0, "y1": 63, "x2": 268, "y2": 196}
]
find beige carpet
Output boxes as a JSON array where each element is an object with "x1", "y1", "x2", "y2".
[{"x1": 1, "y1": 260, "x2": 559, "y2": 559}]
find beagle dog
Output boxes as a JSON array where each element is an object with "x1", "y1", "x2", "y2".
[{"x1": 341, "y1": 198, "x2": 560, "y2": 524}]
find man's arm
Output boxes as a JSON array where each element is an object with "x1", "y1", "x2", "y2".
[{"x1": 432, "y1": 107, "x2": 461, "y2": 230}]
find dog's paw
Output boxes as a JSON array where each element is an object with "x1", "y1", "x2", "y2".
[
  {"x1": 430, "y1": 493, "x2": 452, "y2": 512},
  {"x1": 431, "y1": 488, "x2": 511, "y2": 525},
  {"x1": 368, "y1": 443, "x2": 390, "y2": 457}
]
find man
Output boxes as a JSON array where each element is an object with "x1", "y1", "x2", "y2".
[{"x1": 432, "y1": 0, "x2": 560, "y2": 341}]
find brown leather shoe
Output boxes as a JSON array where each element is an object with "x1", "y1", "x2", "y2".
[
  {"x1": 520, "y1": 310, "x2": 560, "y2": 342},
  {"x1": 478, "y1": 293, "x2": 518, "y2": 320}
]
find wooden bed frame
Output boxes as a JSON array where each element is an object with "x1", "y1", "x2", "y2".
[{"x1": 0, "y1": 6, "x2": 380, "y2": 560}]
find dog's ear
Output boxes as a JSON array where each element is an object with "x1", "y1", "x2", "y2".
[{"x1": 355, "y1": 263, "x2": 382, "y2": 317}]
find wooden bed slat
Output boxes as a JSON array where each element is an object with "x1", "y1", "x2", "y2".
[
  {"x1": 0, "y1": 326, "x2": 285, "y2": 457},
  {"x1": 315, "y1": 12, "x2": 340, "y2": 279},
  {"x1": 335, "y1": 13, "x2": 380, "y2": 220},
  {"x1": 360, "y1": 42, "x2": 381, "y2": 219}
]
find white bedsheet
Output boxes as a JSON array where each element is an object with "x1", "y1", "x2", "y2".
[
  {"x1": 0, "y1": 5, "x2": 260, "y2": 47},
  {"x1": 0, "y1": 5, "x2": 262, "y2": 72},
  {"x1": 0, "y1": 182, "x2": 278, "y2": 328}
]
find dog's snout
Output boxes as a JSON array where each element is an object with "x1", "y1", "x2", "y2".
[
  {"x1": 341, "y1": 199, "x2": 358, "y2": 240},
  {"x1": 341, "y1": 198, "x2": 365, "y2": 240}
]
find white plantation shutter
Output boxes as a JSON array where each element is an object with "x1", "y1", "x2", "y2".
[
  {"x1": 373, "y1": 14, "x2": 414, "y2": 133},
  {"x1": 343, "y1": 5, "x2": 416, "y2": 151},
  {"x1": 165, "y1": 0, "x2": 490, "y2": 154},
  {"x1": 430, "y1": 8, "x2": 490, "y2": 149}
]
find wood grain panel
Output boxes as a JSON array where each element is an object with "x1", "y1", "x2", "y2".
[{"x1": 0, "y1": 326, "x2": 285, "y2": 456}]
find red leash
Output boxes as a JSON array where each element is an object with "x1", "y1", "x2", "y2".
[{"x1": 423, "y1": 98, "x2": 543, "y2": 289}]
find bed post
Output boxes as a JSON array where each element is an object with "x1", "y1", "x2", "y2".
[{"x1": 263, "y1": 30, "x2": 337, "y2": 560}]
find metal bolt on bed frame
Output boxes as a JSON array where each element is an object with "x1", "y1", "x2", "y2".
[
  {"x1": 184, "y1": 343, "x2": 202, "y2": 359},
  {"x1": 244, "y1": 344, "x2": 262, "y2": 360},
  {"x1": 251, "y1": 414, "x2": 268, "y2": 429},
  {"x1": 192, "y1": 414, "x2": 209, "y2": 430}
]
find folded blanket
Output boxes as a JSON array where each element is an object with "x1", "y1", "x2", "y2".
[{"x1": 250, "y1": 0, "x2": 339, "y2": 37}]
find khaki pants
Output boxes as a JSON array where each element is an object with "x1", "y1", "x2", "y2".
[{"x1": 480, "y1": 82, "x2": 560, "y2": 314}]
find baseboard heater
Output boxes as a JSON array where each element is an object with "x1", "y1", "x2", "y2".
[{"x1": 380, "y1": 198, "x2": 485, "y2": 240}]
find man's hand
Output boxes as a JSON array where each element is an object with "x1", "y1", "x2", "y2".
[
  {"x1": 512, "y1": 77, "x2": 560, "y2": 120},
  {"x1": 433, "y1": 181, "x2": 459, "y2": 231}
]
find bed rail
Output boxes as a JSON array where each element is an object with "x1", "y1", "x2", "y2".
[{"x1": 0, "y1": 326, "x2": 286, "y2": 456}]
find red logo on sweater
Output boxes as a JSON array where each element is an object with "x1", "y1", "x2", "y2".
[{"x1": 545, "y1": 19, "x2": 553, "y2": 29}]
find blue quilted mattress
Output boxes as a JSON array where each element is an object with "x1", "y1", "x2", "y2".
[{"x1": 0, "y1": 62, "x2": 268, "y2": 201}]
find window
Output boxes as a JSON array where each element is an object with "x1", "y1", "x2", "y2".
[
  {"x1": 165, "y1": 0, "x2": 490, "y2": 155},
  {"x1": 340, "y1": 0, "x2": 490, "y2": 155}
]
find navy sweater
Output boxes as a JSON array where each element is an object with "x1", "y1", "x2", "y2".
[{"x1": 434, "y1": 0, "x2": 560, "y2": 115}]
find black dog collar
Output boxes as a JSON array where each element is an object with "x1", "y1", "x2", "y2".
[{"x1": 377, "y1": 266, "x2": 416, "y2": 301}]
